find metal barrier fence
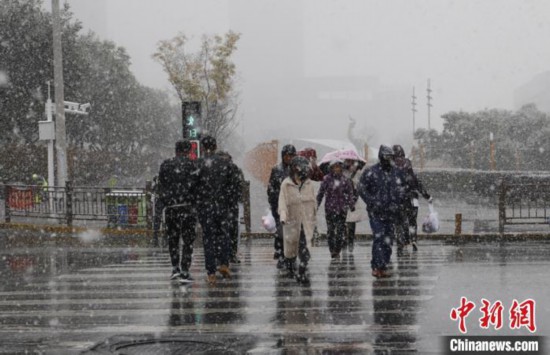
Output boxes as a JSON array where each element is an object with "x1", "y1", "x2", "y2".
[
  {"x1": 2, "y1": 180, "x2": 252, "y2": 232},
  {"x1": 498, "y1": 182, "x2": 550, "y2": 233},
  {"x1": 2, "y1": 181, "x2": 152, "y2": 228}
]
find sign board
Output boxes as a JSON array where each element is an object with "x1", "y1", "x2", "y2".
[{"x1": 38, "y1": 121, "x2": 55, "y2": 140}]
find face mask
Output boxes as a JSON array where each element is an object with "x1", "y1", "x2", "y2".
[
  {"x1": 297, "y1": 169, "x2": 308, "y2": 179},
  {"x1": 380, "y1": 155, "x2": 393, "y2": 169}
]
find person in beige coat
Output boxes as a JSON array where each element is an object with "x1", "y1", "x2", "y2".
[{"x1": 278, "y1": 156, "x2": 317, "y2": 284}]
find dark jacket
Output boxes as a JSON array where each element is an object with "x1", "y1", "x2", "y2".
[
  {"x1": 394, "y1": 157, "x2": 430, "y2": 202},
  {"x1": 158, "y1": 156, "x2": 198, "y2": 207},
  {"x1": 197, "y1": 152, "x2": 241, "y2": 211},
  {"x1": 317, "y1": 172, "x2": 357, "y2": 214},
  {"x1": 358, "y1": 163, "x2": 408, "y2": 220},
  {"x1": 267, "y1": 162, "x2": 291, "y2": 219},
  {"x1": 227, "y1": 161, "x2": 245, "y2": 209}
]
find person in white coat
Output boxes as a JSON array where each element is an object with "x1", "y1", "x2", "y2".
[{"x1": 278, "y1": 156, "x2": 317, "y2": 284}]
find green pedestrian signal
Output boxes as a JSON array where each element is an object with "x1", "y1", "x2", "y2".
[{"x1": 182, "y1": 101, "x2": 201, "y2": 141}]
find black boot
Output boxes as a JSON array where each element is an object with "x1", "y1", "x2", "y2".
[
  {"x1": 285, "y1": 257, "x2": 297, "y2": 278},
  {"x1": 397, "y1": 243, "x2": 404, "y2": 257},
  {"x1": 296, "y1": 265, "x2": 310, "y2": 285}
]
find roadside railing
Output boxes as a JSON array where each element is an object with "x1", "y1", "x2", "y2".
[
  {"x1": 2, "y1": 180, "x2": 252, "y2": 232},
  {"x1": 498, "y1": 181, "x2": 550, "y2": 233},
  {"x1": 2, "y1": 181, "x2": 152, "y2": 228}
]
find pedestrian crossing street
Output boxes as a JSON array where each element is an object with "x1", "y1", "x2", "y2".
[{"x1": 0, "y1": 240, "x2": 453, "y2": 353}]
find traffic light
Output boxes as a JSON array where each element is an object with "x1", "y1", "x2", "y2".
[
  {"x1": 182, "y1": 101, "x2": 201, "y2": 140},
  {"x1": 189, "y1": 140, "x2": 200, "y2": 160}
]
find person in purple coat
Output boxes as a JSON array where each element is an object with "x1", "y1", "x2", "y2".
[{"x1": 317, "y1": 159, "x2": 357, "y2": 259}]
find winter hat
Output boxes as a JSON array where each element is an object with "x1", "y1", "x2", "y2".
[
  {"x1": 378, "y1": 145, "x2": 394, "y2": 166},
  {"x1": 281, "y1": 144, "x2": 297, "y2": 159},
  {"x1": 201, "y1": 135, "x2": 217, "y2": 151},
  {"x1": 290, "y1": 156, "x2": 310, "y2": 172},
  {"x1": 298, "y1": 147, "x2": 317, "y2": 159},
  {"x1": 392, "y1": 145, "x2": 405, "y2": 158}
]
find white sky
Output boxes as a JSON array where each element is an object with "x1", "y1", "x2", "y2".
[{"x1": 46, "y1": 0, "x2": 550, "y2": 146}]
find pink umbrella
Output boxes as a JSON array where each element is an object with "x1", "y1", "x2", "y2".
[{"x1": 319, "y1": 149, "x2": 366, "y2": 173}]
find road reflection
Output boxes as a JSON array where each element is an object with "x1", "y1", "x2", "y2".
[
  {"x1": 327, "y1": 254, "x2": 364, "y2": 325},
  {"x1": 372, "y1": 249, "x2": 420, "y2": 351},
  {"x1": 168, "y1": 267, "x2": 246, "y2": 328}
]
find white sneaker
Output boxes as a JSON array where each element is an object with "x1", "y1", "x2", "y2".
[
  {"x1": 179, "y1": 273, "x2": 194, "y2": 283},
  {"x1": 170, "y1": 268, "x2": 181, "y2": 280}
]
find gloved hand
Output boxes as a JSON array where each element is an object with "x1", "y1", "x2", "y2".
[{"x1": 350, "y1": 206, "x2": 356, "y2": 212}]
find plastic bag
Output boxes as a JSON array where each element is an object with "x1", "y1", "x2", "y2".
[
  {"x1": 346, "y1": 197, "x2": 368, "y2": 223},
  {"x1": 261, "y1": 210, "x2": 277, "y2": 233},
  {"x1": 422, "y1": 202, "x2": 440, "y2": 233},
  {"x1": 346, "y1": 207, "x2": 367, "y2": 223}
]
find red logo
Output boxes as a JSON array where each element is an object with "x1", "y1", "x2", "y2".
[
  {"x1": 509, "y1": 299, "x2": 536, "y2": 333},
  {"x1": 450, "y1": 298, "x2": 537, "y2": 334},
  {"x1": 479, "y1": 299, "x2": 504, "y2": 330},
  {"x1": 450, "y1": 297, "x2": 476, "y2": 334}
]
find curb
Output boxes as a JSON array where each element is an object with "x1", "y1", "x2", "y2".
[
  {"x1": 0, "y1": 223, "x2": 153, "y2": 248},
  {"x1": 240, "y1": 232, "x2": 550, "y2": 242},
  {"x1": 0, "y1": 222, "x2": 152, "y2": 236}
]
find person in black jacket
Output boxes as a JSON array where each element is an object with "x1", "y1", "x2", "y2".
[
  {"x1": 197, "y1": 136, "x2": 240, "y2": 285},
  {"x1": 358, "y1": 145, "x2": 408, "y2": 278},
  {"x1": 219, "y1": 151, "x2": 245, "y2": 264},
  {"x1": 392, "y1": 145, "x2": 432, "y2": 252},
  {"x1": 267, "y1": 144, "x2": 297, "y2": 269},
  {"x1": 158, "y1": 140, "x2": 199, "y2": 283},
  {"x1": 151, "y1": 175, "x2": 163, "y2": 248}
]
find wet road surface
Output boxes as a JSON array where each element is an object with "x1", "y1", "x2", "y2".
[{"x1": 0, "y1": 238, "x2": 548, "y2": 354}]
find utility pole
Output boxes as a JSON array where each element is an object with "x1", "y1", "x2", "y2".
[
  {"x1": 427, "y1": 79, "x2": 433, "y2": 130},
  {"x1": 52, "y1": 0, "x2": 67, "y2": 188},
  {"x1": 411, "y1": 86, "x2": 417, "y2": 138}
]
